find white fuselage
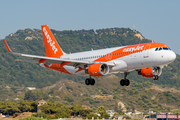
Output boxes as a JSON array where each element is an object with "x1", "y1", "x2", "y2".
[{"x1": 58, "y1": 43, "x2": 176, "y2": 76}]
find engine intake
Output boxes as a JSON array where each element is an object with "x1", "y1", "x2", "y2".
[{"x1": 88, "y1": 63, "x2": 109, "y2": 77}]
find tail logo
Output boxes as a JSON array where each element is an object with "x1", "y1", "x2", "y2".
[{"x1": 43, "y1": 27, "x2": 58, "y2": 54}]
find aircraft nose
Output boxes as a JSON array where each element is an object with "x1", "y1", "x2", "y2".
[{"x1": 168, "y1": 51, "x2": 176, "y2": 62}]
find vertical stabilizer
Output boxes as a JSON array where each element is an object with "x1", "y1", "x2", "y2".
[{"x1": 41, "y1": 25, "x2": 65, "y2": 58}]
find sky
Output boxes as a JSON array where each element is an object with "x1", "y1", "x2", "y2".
[{"x1": 1, "y1": 0, "x2": 180, "y2": 54}]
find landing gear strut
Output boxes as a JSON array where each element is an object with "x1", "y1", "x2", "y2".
[
  {"x1": 85, "y1": 76, "x2": 95, "y2": 85},
  {"x1": 120, "y1": 72, "x2": 130, "y2": 86}
]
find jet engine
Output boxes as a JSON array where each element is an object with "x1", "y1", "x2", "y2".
[
  {"x1": 87, "y1": 63, "x2": 109, "y2": 77},
  {"x1": 138, "y1": 67, "x2": 162, "y2": 80}
]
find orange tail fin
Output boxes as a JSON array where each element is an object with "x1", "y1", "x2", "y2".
[{"x1": 41, "y1": 25, "x2": 65, "y2": 58}]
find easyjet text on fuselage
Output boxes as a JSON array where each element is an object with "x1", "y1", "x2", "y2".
[{"x1": 123, "y1": 45, "x2": 144, "y2": 52}]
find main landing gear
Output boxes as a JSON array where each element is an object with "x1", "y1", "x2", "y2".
[
  {"x1": 120, "y1": 72, "x2": 130, "y2": 86},
  {"x1": 85, "y1": 76, "x2": 95, "y2": 85}
]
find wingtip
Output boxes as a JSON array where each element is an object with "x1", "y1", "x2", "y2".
[{"x1": 3, "y1": 39, "x2": 12, "y2": 52}]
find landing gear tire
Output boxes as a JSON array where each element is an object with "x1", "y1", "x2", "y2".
[
  {"x1": 85, "y1": 78, "x2": 90, "y2": 85},
  {"x1": 85, "y1": 78, "x2": 95, "y2": 85},
  {"x1": 90, "y1": 79, "x2": 95, "y2": 85},
  {"x1": 120, "y1": 79, "x2": 125, "y2": 86},
  {"x1": 125, "y1": 79, "x2": 130, "y2": 86},
  {"x1": 153, "y1": 75, "x2": 159, "y2": 80},
  {"x1": 120, "y1": 79, "x2": 130, "y2": 86}
]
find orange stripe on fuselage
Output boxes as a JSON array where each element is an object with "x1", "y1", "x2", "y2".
[
  {"x1": 95, "y1": 43, "x2": 168, "y2": 62},
  {"x1": 39, "y1": 59, "x2": 47, "y2": 64},
  {"x1": 44, "y1": 62, "x2": 72, "y2": 75}
]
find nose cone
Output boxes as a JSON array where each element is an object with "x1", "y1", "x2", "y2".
[{"x1": 168, "y1": 51, "x2": 176, "y2": 62}]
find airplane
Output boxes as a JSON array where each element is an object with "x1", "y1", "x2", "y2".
[{"x1": 3, "y1": 25, "x2": 176, "y2": 86}]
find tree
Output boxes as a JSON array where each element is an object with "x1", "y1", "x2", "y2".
[
  {"x1": 19, "y1": 101, "x2": 37, "y2": 112},
  {"x1": 87, "y1": 113, "x2": 98, "y2": 119},
  {"x1": 97, "y1": 106, "x2": 107, "y2": 118},
  {"x1": 24, "y1": 90, "x2": 37, "y2": 101}
]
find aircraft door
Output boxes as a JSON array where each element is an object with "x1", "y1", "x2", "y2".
[
  {"x1": 143, "y1": 44, "x2": 151, "y2": 58},
  {"x1": 143, "y1": 44, "x2": 151, "y2": 66}
]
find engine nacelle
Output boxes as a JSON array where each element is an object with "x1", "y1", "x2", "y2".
[
  {"x1": 138, "y1": 67, "x2": 162, "y2": 78},
  {"x1": 88, "y1": 63, "x2": 109, "y2": 77}
]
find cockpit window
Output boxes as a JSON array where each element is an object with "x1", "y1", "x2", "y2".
[
  {"x1": 155, "y1": 48, "x2": 158, "y2": 51},
  {"x1": 163, "y1": 47, "x2": 168, "y2": 50},
  {"x1": 155, "y1": 47, "x2": 171, "y2": 51}
]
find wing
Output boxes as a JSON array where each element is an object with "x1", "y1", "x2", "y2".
[{"x1": 3, "y1": 39, "x2": 115, "y2": 68}]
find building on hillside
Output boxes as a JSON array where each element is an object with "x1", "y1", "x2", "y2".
[
  {"x1": 82, "y1": 105, "x2": 91, "y2": 109},
  {"x1": 107, "y1": 110, "x2": 115, "y2": 117},
  {"x1": 27, "y1": 87, "x2": 36, "y2": 90},
  {"x1": 14, "y1": 98, "x2": 20, "y2": 101},
  {"x1": 37, "y1": 99, "x2": 47, "y2": 113},
  {"x1": 146, "y1": 113, "x2": 180, "y2": 120},
  {"x1": 38, "y1": 99, "x2": 47, "y2": 106}
]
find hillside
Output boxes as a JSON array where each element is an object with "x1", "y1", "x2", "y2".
[
  {"x1": 16, "y1": 76, "x2": 180, "y2": 112},
  {"x1": 42, "y1": 76, "x2": 180, "y2": 112},
  {"x1": 0, "y1": 27, "x2": 180, "y2": 111}
]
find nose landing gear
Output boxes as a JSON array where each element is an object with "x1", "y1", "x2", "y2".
[
  {"x1": 120, "y1": 72, "x2": 130, "y2": 86},
  {"x1": 153, "y1": 75, "x2": 159, "y2": 80}
]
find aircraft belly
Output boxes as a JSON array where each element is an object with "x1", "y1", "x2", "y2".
[{"x1": 63, "y1": 66, "x2": 86, "y2": 75}]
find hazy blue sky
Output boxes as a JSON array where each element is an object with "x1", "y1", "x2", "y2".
[{"x1": 1, "y1": 0, "x2": 180, "y2": 54}]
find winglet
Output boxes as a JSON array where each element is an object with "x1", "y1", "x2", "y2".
[{"x1": 3, "y1": 39, "x2": 12, "y2": 52}]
